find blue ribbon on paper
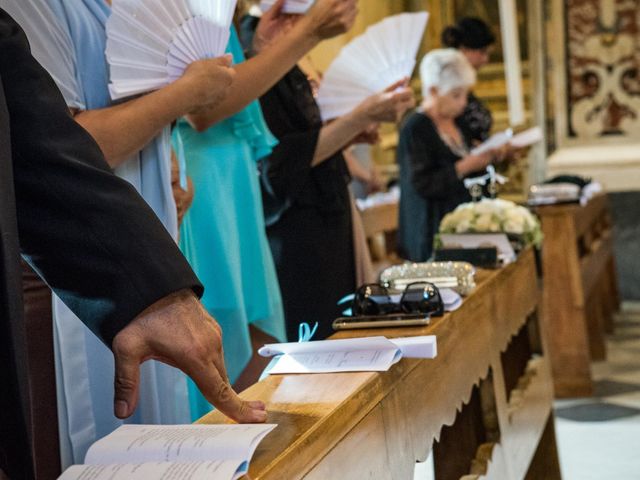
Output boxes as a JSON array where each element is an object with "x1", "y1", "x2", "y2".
[
  {"x1": 298, "y1": 322, "x2": 318, "y2": 343},
  {"x1": 259, "y1": 322, "x2": 319, "y2": 381}
]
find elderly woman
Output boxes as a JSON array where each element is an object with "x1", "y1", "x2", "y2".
[{"x1": 397, "y1": 49, "x2": 496, "y2": 262}]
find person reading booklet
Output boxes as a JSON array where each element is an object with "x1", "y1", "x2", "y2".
[{"x1": 58, "y1": 424, "x2": 276, "y2": 480}]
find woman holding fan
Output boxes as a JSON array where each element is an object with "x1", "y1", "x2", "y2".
[
  {"x1": 241, "y1": 16, "x2": 415, "y2": 342},
  {"x1": 170, "y1": 0, "x2": 360, "y2": 414}
]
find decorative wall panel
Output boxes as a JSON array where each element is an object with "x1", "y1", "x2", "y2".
[{"x1": 567, "y1": 0, "x2": 640, "y2": 139}]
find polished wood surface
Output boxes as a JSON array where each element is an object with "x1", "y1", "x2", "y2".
[
  {"x1": 535, "y1": 194, "x2": 620, "y2": 397},
  {"x1": 199, "y1": 249, "x2": 560, "y2": 479}
]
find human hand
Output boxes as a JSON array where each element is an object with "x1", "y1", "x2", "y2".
[
  {"x1": 496, "y1": 143, "x2": 519, "y2": 163},
  {"x1": 171, "y1": 152, "x2": 194, "y2": 226},
  {"x1": 356, "y1": 79, "x2": 415, "y2": 124},
  {"x1": 253, "y1": 0, "x2": 298, "y2": 53},
  {"x1": 303, "y1": 0, "x2": 358, "y2": 40},
  {"x1": 350, "y1": 123, "x2": 381, "y2": 145},
  {"x1": 111, "y1": 290, "x2": 267, "y2": 423},
  {"x1": 456, "y1": 149, "x2": 496, "y2": 177},
  {"x1": 178, "y1": 55, "x2": 235, "y2": 113},
  {"x1": 367, "y1": 166, "x2": 385, "y2": 194}
]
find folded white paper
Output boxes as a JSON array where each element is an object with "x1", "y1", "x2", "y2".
[
  {"x1": 471, "y1": 126, "x2": 543, "y2": 155},
  {"x1": 510, "y1": 126, "x2": 543, "y2": 148},
  {"x1": 258, "y1": 335, "x2": 437, "y2": 374},
  {"x1": 260, "y1": 0, "x2": 314, "y2": 14},
  {"x1": 471, "y1": 128, "x2": 513, "y2": 155}
]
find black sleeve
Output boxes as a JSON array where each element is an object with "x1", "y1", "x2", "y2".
[
  {"x1": 258, "y1": 82, "x2": 319, "y2": 217},
  {"x1": 0, "y1": 10, "x2": 202, "y2": 347},
  {"x1": 401, "y1": 119, "x2": 461, "y2": 200}
]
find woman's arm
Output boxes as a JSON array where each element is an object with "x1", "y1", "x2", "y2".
[
  {"x1": 312, "y1": 81, "x2": 415, "y2": 166},
  {"x1": 454, "y1": 151, "x2": 494, "y2": 177},
  {"x1": 74, "y1": 57, "x2": 234, "y2": 168},
  {"x1": 186, "y1": 0, "x2": 358, "y2": 131}
]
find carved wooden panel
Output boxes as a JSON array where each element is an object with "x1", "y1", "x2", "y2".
[{"x1": 566, "y1": 0, "x2": 640, "y2": 139}]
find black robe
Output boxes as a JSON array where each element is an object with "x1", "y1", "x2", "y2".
[
  {"x1": 259, "y1": 66, "x2": 354, "y2": 342},
  {"x1": 397, "y1": 110, "x2": 476, "y2": 262},
  {"x1": 0, "y1": 11, "x2": 202, "y2": 478}
]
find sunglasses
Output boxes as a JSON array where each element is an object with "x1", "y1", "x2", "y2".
[{"x1": 352, "y1": 281, "x2": 444, "y2": 317}]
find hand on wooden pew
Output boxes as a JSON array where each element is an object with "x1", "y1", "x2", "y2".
[{"x1": 111, "y1": 290, "x2": 268, "y2": 424}]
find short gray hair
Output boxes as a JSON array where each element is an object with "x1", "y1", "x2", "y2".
[{"x1": 419, "y1": 48, "x2": 476, "y2": 99}]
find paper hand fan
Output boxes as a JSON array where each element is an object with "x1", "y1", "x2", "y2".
[
  {"x1": 259, "y1": 0, "x2": 315, "y2": 14},
  {"x1": 106, "y1": 0, "x2": 237, "y2": 100},
  {"x1": 317, "y1": 12, "x2": 429, "y2": 121}
]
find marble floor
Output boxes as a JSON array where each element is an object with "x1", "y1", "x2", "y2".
[{"x1": 554, "y1": 302, "x2": 640, "y2": 480}]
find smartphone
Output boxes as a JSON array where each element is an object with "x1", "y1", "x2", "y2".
[{"x1": 332, "y1": 314, "x2": 431, "y2": 331}]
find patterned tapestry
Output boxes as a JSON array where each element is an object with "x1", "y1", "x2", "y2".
[{"x1": 567, "y1": 0, "x2": 640, "y2": 139}]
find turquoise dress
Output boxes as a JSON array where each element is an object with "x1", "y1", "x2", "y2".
[{"x1": 173, "y1": 29, "x2": 286, "y2": 420}]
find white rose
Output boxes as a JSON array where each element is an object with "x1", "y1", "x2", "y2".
[
  {"x1": 440, "y1": 214, "x2": 455, "y2": 231},
  {"x1": 474, "y1": 213, "x2": 493, "y2": 231},
  {"x1": 456, "y1": 219, "x2": 472, "y2": 233},
  {"x1": 489, "y1": 221, "x2": 501, "y2": 232},
  {"x1": 504, "y1": 217, "x2": 525, "y2": 234},
  {"x1": 460, "y1": 208, "x2": 476, "y2": 221}
]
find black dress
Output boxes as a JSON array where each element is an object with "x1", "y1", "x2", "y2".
[
  {"x1": 397, "y1": 110, "x2": 477, "y2": 262},
  {"x1": 259, "y1": 66, "x2": 355, "y2": 341},
  {"x1": 460, "y1": 91, "x2": 493, "y2": 143}
]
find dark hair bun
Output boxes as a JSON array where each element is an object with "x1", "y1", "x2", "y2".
[
  {"x1": 441, "y1": 26, "x2": 462, "y2": 48},
  {"x1": 441, "y1": 17, "x2": 496, "y2": 50}
]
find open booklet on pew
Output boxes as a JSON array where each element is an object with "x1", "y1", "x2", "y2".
[
  {"x1": 58, "y1": 424, "x2": 276, "y2": 480},
  {"x1": 258, "y1": 335, "x2": 437, "y2": 375}
]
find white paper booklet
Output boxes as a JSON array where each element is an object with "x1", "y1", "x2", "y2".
[
  {"x1": 106, "y1": 0, "x2": 237, "y2": 100},
  {"x1": 510, "y1": 126, "x2": 543, "y2": 148},
  {"x1": 258, "y1": 335, "x2": 437, "y2": 374},
  {"x1": 471, "y1": 126, "x2": 543, "y2": 155},
  {"x1": 57, "y1": 424, "x2": 276, "y2": 480},
  {"x1": 317, "y1": 12, "x2": 429, "y2": 121},
  {"x1": 470, "y1": 128, "x2": 513, "y2": 155},
  {"x1": 260, "y1": 0, "x2": 314, "y2": 14}
]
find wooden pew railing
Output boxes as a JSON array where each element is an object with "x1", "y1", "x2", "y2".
[
  {"x1": 199, "y1": 249, "x2": 561, "y2": 479},
  {"x1": 358, "y1": 201, "x2": 400, "y2": 273},
  {"x1": 535, "y1": 193, "x2": 620, "y2": 397}
]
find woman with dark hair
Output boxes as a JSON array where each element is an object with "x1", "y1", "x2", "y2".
[{"x1": 442, "y1": 17, "x2": 496, "y2": 143}]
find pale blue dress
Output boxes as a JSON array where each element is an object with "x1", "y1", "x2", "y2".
[
  {"x1": 2, "y1": 0, "x2": 192, "y2": 468},
  {"x1": 173, "y1": 29, "x2": 286, "y2": 420}
]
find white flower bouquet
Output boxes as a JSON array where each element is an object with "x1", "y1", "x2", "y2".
[{"x1": 438, "y1": 198, "x2": 543, "y2": 248}]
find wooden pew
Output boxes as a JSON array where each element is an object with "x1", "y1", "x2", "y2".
[
  {"x1": 199, "y1": 249, "x2": 561, "y2": 479},
  {"x1": 535, "y1": 193, "x2": 620, "y2": 398},
  {"x1": 358, "y1": 200, "x2": 400, "y2": 273}
]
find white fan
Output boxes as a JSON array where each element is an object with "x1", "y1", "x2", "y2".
[
  {"x1": 259, "y1": 0, "x2": 314, "y2": 14},
  {"x1": 106, "y1": 0, "x2": 237, "y2": 100},
  {"x1": 317, "y1": 12, "x2": 429, "y2": 121}
]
